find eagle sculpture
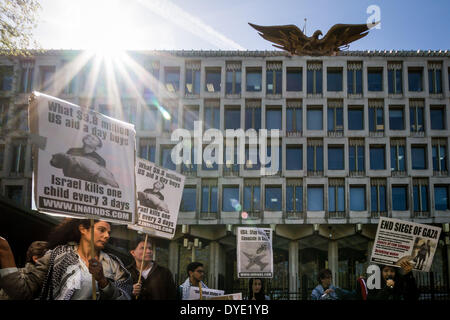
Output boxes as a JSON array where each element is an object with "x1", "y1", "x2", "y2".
[{"x1": 249, "y1": 22, "x2": 379, "y2": 56}]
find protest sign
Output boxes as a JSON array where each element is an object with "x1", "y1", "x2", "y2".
[
  {"x1": 187, "y1": 287, "x2": 225, "y2": 300},
  {"x1": 209, "y1": 293, "x2": 243, "y2": 300},
  {"x1": 28, "y1": 92, "x2": 136, "y2": 225},
  {"x1": 237, "y1": 227, "x2": 273, "y2": 278},
  {"x1": 128, "y1": 157, "x2": 185, "y2": 239},
  {"x1": 370, "y1": 217, "x2": 442, "y2": 272}
]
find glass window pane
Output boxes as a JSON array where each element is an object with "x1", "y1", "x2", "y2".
[
  {"x1": 210, "y1": 187, "x2": 218, "y2": 213},
  {"x1": 370, "y1": 147, "x2": 385, "y2": 170},
  {"x1": 337, "y1": 186, "x2": 345, "y2": 212},
  {"x1": 162, "y1": 148, "x2": 176, "y2": 170},
  {"x1": 389, "y1": 109, "x2": 404, "y2": 130},
  {"x1": 348, "y1": 109, "x2": 364, "y2": 130},
  {"x1": 246, "y1": 70, "x2": 262, "y2": 91},
  {"x1": 398, "y1": 146, "x2": 405, "y2": 171},
  {"x1": 421, "y1": 185, "x2": 428, "y2": 211},
  {"x1": 287, "y1": 69, "x2": 302, "y2": 91},
  {"x1": 328, "y1": 187, "x2": 336, "y2": 212},
  {"x1": 368, "y1": 70, "x2": 382, "y2": 91},
  {"x1": 223, "y1": 186, "x2": 239, "y2": 211},
  {"x1": 435, "y1": 187, "x2": 449, "y2": 210},
  {"x1": 408, "y1": 70, "x2": 422, "y2": 91},
  {"x1": 349, "y1": 146, "x2": 356, "y2": 171},
  {"x1": 296, "y1": 187, "x2": 303, "y2": 212},
  {"x1": 265, "y1": 186, "x2": 282, "y2": 211},
  {"x1": 355, "y1": 70, "x2": 362, "y2": 93},
  {"x1": 308, "y1": 186, "x2": 323, "y2": 211},
  {"x1": 379, "y1": 186, "x2": 386, "y2": 212},
  {"x1": 266, "y1": 109, "x2": 282, "y2": 130},
  {"x1": 413, "y1": 186, "x2": 420, "y2": 211},
  {"x1": 316, "y1": 70, "x2": 322, "y2": 93},
  {"x1": 392, "y1": 186, "x2": 407, "y2": 210},
  {"x1": 350, "y1": 187, "x2": 366, "y2": 211},
  {"x1": 431, "y1": 108, "x2": 445, "y2": 130},
  {"x1": 296, "y1": 108, "x2": 302, "y2": 131},
  {"x1": 181, "y1": 187, "x2": 196, "y2": 211},
  {"x1": 327, "y1": 69, "x2": 342, "y2": 91},
  {"x1": 390, "y1": 146, "x2": 398, "y2": 171},
  {"x1": 316, "y1": 146, "x2": 323, "y2": 171},
  {"x1": 440, "y1": 146, "x2": 447, "y2": 170},
  {"x1": 225, "y1": 108, "x2": 241, "y2": 129},
  {"x1": 307, "y1": 109, "x2": 323, "y2": 130},
  {"x1": 286, "y1": 186, "x2": 294, "y2": 212},
  {"x1": 328, "y1": 146, "x2": 344, "y2": 170},
  {"x1": 412, "y1": 147, "x2": 426, "y2": 169},
  {"x1": 286, "y1": 147, "x2": 302, "y2": 170},
  {"x1": 371, "y1": 186, "x2": 378, "y2": 212},
  {"x1": 327, "y1": 108, "x2": 335, "y2": 131},
  {"x1": 254, "y1": 186, "x2": 261, "y2": 211}
]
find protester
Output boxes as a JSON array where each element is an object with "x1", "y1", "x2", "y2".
[
  {"x1": 0, "y1": 241, "x2": 48, "y2": 300},
  {"x1": 127, "y1": 237, "x2": 176, "y2": 300},
  {"x1": 0, "y1": 218, "x2": 132, "y2": 300},
  {"x1": 247, "y1": 278, "x2": 270, "y2": 300},
  {"x1": 311, "y1": 268, "x2": 352, "y2": 300},
  {"x1": 179, "y1": 262, "x2": 208, "y2": 300},
  {"x1": 367, "y1": 262, "x2": 419, "y2": 300}
]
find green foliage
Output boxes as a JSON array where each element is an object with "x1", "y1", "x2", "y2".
[{"x1": 0, "y1": 0, "x2": 42, "y2": 56}]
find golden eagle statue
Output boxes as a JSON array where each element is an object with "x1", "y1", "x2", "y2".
[{"x1": 249, "y1": 22, "x2": 379, "y2": 56}]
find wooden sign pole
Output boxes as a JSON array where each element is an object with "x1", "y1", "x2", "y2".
[
  {"x1": 90, "y1": 219, "x2": 97, "y2": 300},
  {"x1": 136, "y1": 233, "x2": 149, "y2": 300}
]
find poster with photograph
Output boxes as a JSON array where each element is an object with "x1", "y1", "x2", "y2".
[
  {"x1": 28, "y1": 92, "x2": 136, "y2": 225},
  {"x1": 237, "y1": 227, "x2": 273, "y2": 278},
  {"x1": 370, "y1": 217, "x2": 442, "y2": 272},
  {"x1": 187, "y1": 287, "x2": 225, "y2": 300},
  {"x1": 129, "y1": 157, "x2": 185, "y2": 239}
]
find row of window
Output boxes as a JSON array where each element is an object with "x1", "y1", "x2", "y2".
[
  {"x1": 140, "y1": 140, "x2": 448, "y2": 174},
  {"x1": 0, "y1": 60, "x2": 448, "y2": 96},
  {"x1": 180, "y1": 182, "x2": 450, "y2": 213}
]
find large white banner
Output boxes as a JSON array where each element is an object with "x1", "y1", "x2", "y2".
[
  {"x1": 29, "y1": 92, "x2": 136, "y2": 225},
  {"x1": 370, "y1": 217, "x2": 442, "y2": 272},
  {"x1": 237, "y1": 227, "x2": 273, "y2": 278},
  {"x1": 129, "y1": 157, "x2": 185, "y2": 239},
  {"x1": 187, "y1": 287, "x2": 225, "y2": 300}
]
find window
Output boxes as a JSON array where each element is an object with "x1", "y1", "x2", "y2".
[
  {"x1": 181, "y1": 144, "x2": 197, "y2": 175},
  {"x1": 411, "y1": 146, "x2": 427, "y2": 170},
  {"x1": 388, "y1": 64, "x2": 402, "y2": 94},
  {"x1": 307, "y1": 141, "x2": 323, "y2": 173},
  {"x1": 432, "y1": 139, "x2": 447, "y2": 173},
  {"x1": 141, "y1": 105, "x2": 158, "y2": 131},
  {"x1": 434, "y1": 186, "x2": 449, "y2": 210},
  {"x1": 244, "y1": 181, "x2": 261, "y2": 214},
  {"x1": 246, "y1": 68, "x2": 262, "y2": 92},
  {"x1": 349, "y1": 141, "x2": 365, "y2": 173},
  {"x1": 265, "y1": 186, "x2": 282, "y2": 211},
  {"x1": 266, "y1": 106, "x2": 282, "y2": 130},
  {"x1": 328, "y1": 146, "x2": 344, "y2": 170},
  {"x1": 6, "y1": 186, "x2": 23, "y2": 205},
  {"x1": 181, "y1": 186, "x2": 197, "y2": 211},
  {"x1": 286, "y1": 146, "x2": 302, "y2": 170},
  {"x1": 307, "y1": 63, "x2": 322, "y2": 94},
  {"x1": 368, "y1": 68, "x2": 383, "y2": 91},
  {"x1": 0, "y1": 66, "x2": 13, "y2": 91},
  {"x1": 410, "y1": 102, "x2": 424, "y2": 132},
  {"x1": 226, "y1": 63, "x2": 241, "y2": 95},
  {"x1": 369, "y1": 102, "x2": 384, "y2": 132},
  {"x1": 430, "y1": 106, "x2": 445, "y2": 130},
  {"x1": 370, "y1": 146, "x2": 385, "y2": 170},
  {"x1": 201, "y1": 184, "x2": 218, "y2": 213},
  {"x1": 428, "y1": 63, "x2": 442, "y2": 94},
  {"x1": 413, "y1": 179, "x2": 428, "y2": 212},
  {"x1": 307, "y1": 186, "x2": 324, "y2": 211},
  {"x1": 225, "y1": 106, "x2": 241, "y2": 130},
  {"x1": 121, "y1": 99, "x2": 137, "y2": 125},
  {"x1": 392, "y1": 186, "x2": 408, "y2": 210},
  {"x1": 143, "y1": 62, "x2": 159, "y2": 101},
  {"x1": 185, "y1": 62, "x2": 201, "y2": 95},
  {"x1": 98, "y1": 104, "x2": 114, "y2": 118},
  {"x1": 347, "y1": 63, "x2": 362, "y2": 94},
  {"x1": 139, "y1": 139, "x2": 156, "y2": 163},
  {"x1": 327, "y1": 103, "x2": 343, "y2": 132},
  {"x1": 266, "y1": 62, "x2": 282, "y2": 94},
  {"x1": 348, "y1": 106, "x2": 364, "y2": 130},
  {"x1": 61, "y1": 60, "x2": 77, "y2": 95},
  {"x1": 245, "y1": 102, "x2": 261, "y2": 130},
  {"x1": 327, "y1": 68, "x2": 343, "y2": 92},
  {"x1": 164, "y1": 67, "x2": 180, "y2": 92},
  {"x1": 19, "y1": 61, "x2": 34, "y2": 93},
  {"x1": 307, "y1": 106, "x2": 323, "y2": 130},
  {"x1": 389, "y1": 106, "x2": 404, "y2": 130},
  {"x1": 183, "y1": 106, "x2": 199, "y2": 130},
  {"x1": 286, "y1": 104, "x2": 302, "y2": 134},
  {"x1": 39, "y1": 66, "x2": 55, "y2": 92},
  {"x1": 245, "y1": 145, "x2": 260, "y2": 170},
  {"x1": 160, "y1": 146, "x2": 176, "y2": 170},
  {"x1": 408, "y1": 68, "x2": 423, "y2": 92},
  {"x1": 204, "y1": 101, "x2": 220, "y2": 130},
  {"x1": 205, "y1": 67, "x2": 221, "y2": 93},
  {"x1": 286, "y1": 182, "x2": 303, "y2": 213},
  {"x1": 286, "y1": 67, "x2": 302, "y2": 91},
  {"x1": 224, "y1": 144, "x2": 239, "y2": 175},
  {"x1": 202, "y1": 146, "x2": 218, "y2": 171},
  {"x1": 350, "y1": 186, "x2": 366, "y2": 211},
  {"x1": 328, "y1": 182, "x2": 345, "y2": 213},
  {"x1": 222, "y1": 186, "x2": 240, "y2": 212},
  {"x1": 390, "y1": 141, "x2": 406, "y2": 172},
  {"x1": 162, "y1": 102, "x2": 178, "y2": 132},
  {"x1": 11, "y1": 139, "x2": 26, "y2": 174},
  {"x1": 11, "y1": 104, "x2": 27, "y2": 132},
  {"x1": 0, "y1": 98, "x2": 9, "y2": 129},
  {"x1": 371, "y1": 180, "x2": 386, "y2": 214},
  {"x1": 265, "y1": 144, "x2": 281, "y2": 173}
]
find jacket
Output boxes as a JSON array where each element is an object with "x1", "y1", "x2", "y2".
[
  {"x1": 0, "y1": 263, "x2": 38, "y2": 300},
  {"x1": 0, "y1": 244, "x2": 132, "y2": 300},
  {"x1": 126, "y1": 261, "x2": 176, "y2": 300},
  {"x1": 367, "y1": 272, "x2": 419, "y2": 300}
]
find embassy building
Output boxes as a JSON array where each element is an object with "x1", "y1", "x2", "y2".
[{"x1": 0, "y1": 49, "x2": 450, "y2": 299}]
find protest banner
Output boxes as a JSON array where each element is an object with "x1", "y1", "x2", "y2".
[
  {"x1": 187, "y1": 287, "x2": 225, "y2": 300},
  {"x1": 128, "y1": 157, "x2": 185, "y2": 239},
  {"x1": 28, "y1": 92, "x2": 136, "y2": 225},
  {"x1": 370, "y1": 217, "x2": 442, "y2": 272},
  {"x1": 209, "y1": 293, "x2": 243, "y2": 300},
  {"x1": 237, "y1": 227, "x2": 273, "y2": 278}
]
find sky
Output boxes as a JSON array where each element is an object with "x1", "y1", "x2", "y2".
[{"x1": 34, "y1": 0, "x2": 450, "y2": 51}]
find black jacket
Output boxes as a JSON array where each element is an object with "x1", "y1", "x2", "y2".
[{"x1": 367, "y1": 272, "x2": 419, "y2": 300}]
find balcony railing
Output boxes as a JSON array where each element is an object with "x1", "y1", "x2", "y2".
[
  {"x1": 371, "y1": 211, "x2": 390, "y2": 218},
  {"x1": 286, "y1": 211, "x2": 304, "y2": 219},
  {"x1": 307, "y1": 170, "x2": 323, "y2": 177},
  {"x1": 199, "y1": 211, "x2": 218, "y2": 220},
  {"x1": 327, "y1": 211, "x2": 346, "y2": 219},
  {"x1": 414, "y1": 211, "x2": 430, "y2": 218}
]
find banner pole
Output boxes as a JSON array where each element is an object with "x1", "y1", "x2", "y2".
[
  {"x1": 136, "y1": 233, "x2": 148, "y2": 300},
  {"x1": 90, "y1": 219, "x2": 97, "y2": 300},
  {"x1": 199, "y1": 282, "x2": 203, "y2": 300}
]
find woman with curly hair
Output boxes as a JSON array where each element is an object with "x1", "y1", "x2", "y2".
[
  {"x1": 0, "y1": 219, "x2": 132, "y2": 300},
  {"x1": 247, "y1": 278, "x2": 270, "y2": 300}
]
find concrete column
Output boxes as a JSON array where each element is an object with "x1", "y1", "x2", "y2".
[
  {"x1": 288, "y1": 240, "x2": 299, "y2": 299},
  {"x1": 168, "y1": 241, "x2": 179, "y2": 282},
  {"x1": 367, "y1": 240, "x2": 374, "y2": 263},
  {"x1": 328, "y1": 240, "x2": 339, "y2": 287},
  {"x1": 208, "y1": 241, "x2": 223, "y2": 289}
]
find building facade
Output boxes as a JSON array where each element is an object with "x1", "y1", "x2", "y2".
[{"x1": 1, "y1": 50, "x2": 450, "y2": 298}]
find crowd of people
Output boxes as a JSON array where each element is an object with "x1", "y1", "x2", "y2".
[{"x1": 0, "y1": 218, "x2": 420, "y2": 300}]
